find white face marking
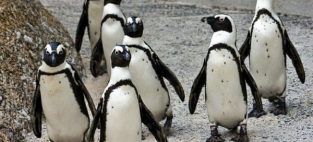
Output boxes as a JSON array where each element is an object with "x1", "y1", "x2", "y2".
[
  {"x1": 135, "y1": 18, "x2": 141, "y2": 24},
  {"x1": 45, "y1": 44, "x2": 53, "y2": 54},
  {"x1": 56, "y1": 44, "x2": 65, "y2": 54},
  {"x1": 127, "y1": 17, "x2": 133, "y2": 24},
  {"x1": 114, "y1": 46, "x2": 124, "y2": 54}
]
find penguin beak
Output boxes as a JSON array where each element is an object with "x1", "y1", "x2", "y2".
[
  {"x1": 51, "y1": 52, "x2": 57, "y2": 66},
  {"x1": 131, "y1": 23, "x2": 137, "y2": 33},
  {"x1": 124, "y1": 52, "x2": 131, "y2": 61},
  {"x1": 201, "y1": 16, "x2": 215, "y2": 25}
]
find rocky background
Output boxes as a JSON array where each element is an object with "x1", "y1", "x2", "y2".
[{"x1": 0, "y1": 0, "x2": 82, "y2": 141}]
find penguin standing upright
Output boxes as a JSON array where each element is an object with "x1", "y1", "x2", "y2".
[
  {"x1": 31, "y1": 42, "x2": 96, "y2": 142},
  {"x1": 120, "y1": 16, "x2": 185, "y2": 134},
  {"x1": 87, "y1": 45, "x2": 167, "y2": 142},
  {"x1": 240, "y1": 0, "x2": 305, "y2": 116},
  {"x1": 189, "y1": 15, "x2": 264, "y2": 142},
  {"x1": 90, "y1": 0, "x2": 126, "y2": 77},
  {"x1": 75, "y1": 0, "x2": 104, "y2": 53}
]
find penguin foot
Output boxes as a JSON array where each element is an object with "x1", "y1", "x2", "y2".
[
  {"x1": 270, "y1": 106, "x2": 287, "y2": 115},
  {"x1": 206, "y1": 135, "x2": 225, "y2": 142},
  {"x1": 231, "y1": 124, "x2": 249, "y2": 142},
  {"x1": 207, "y1": 125, "x2": 224, "y2": 142},
  {"x1": 231, "y1": 134, "x2": 249, "y2": 142},
  {"x1": 269, "y1": 97, "x2": 287, "y2": 115},
  {"x1": 164, "y1": 115, "x2": 173, "y2": 136},
  {"x1": 248, "y1": 108, "x2": 266, "y2": 118}
]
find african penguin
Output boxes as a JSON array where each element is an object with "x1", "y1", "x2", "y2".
[
  {"x1": 189, "y1": 15, "x2": 265, "y2": 142},
  {"x1": 240, "y1": 0, "x2": 305, "y2": 116},
  {"x1": 90, "y1": 0, "x2": 126, "y2": 77},
  {"x1": 75, "y1": 0, "x2": 104, "y2": 52},
  {"x1": 31, "y1": 42, "x2": 96, "y2": 142},
  {"x1": 122, "y1": 16, "x2": 185, "y2": 135},
  {"x1": 87, "y1": 45, "x2": 167, "y2": 142},
  {"x1": 76, "y1": 0, "x2": 107, "y2": 75}
]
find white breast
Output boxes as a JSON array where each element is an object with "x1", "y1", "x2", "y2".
[
  {"x1": 206, "y1": 49, "x2": 246, "y2": 129},
  {"x1": 88, "y1": 0, "x2": 104, "y2": 48},
  {"x1": 105, "y1": 85, "x2": 142, "y2": 141},
  {"x1": 40, "y1": 73, "x2": 89, "y2": 142},
  {"x1": 101, "y1": 13, "x2": 125, "y2": 76},
  {"x1": 128, "y1": 46, "x2": 169, "y2": 122},
  {"x1": 250, "y1": 14, "x2": 286, "y2": 98}
]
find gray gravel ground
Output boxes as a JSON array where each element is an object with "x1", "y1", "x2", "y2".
[{"x1": 27, "y1": 0, "x2": 313, "y2": 141}]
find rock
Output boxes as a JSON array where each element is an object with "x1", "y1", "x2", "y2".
[{"x1": 0, "y1": 0, "x2": 82, "y2": 141}]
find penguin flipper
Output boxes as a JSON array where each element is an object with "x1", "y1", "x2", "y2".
[
  {"x1": 152, "y1": 53, "x2": 185, "y2": 102},
  {"x1": 71, "y1": 65, "x2": 96, "y2": 116},
  {"x1": 87, "y1": 98, "x2": 103, "y2": 142},
  {"x1": 90, "y1": 39, "x2": 105, "y2": 77},
  {"x1": 31, "y1": 76, "x2": 42, "y2": 138},
  {"x1": 284, "y1": 30, "x2": 305, "y2": 83},
  {"x1": 189, "y1": 59, "x2": 207, "y2": 114},
  {"x1": 242, "y1": 64, "x2": 264, "y2": 113},
  {"x1": 75, "y1": 1, "x2": 89, "y2": 52},
  {"x1": 239, "y1": 32, "x2": 251, "y2": 62},
  {"x1": 138, "y1": 95, "x2": 168, "y2": 142}
]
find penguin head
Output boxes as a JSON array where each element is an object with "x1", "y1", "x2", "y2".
[
  {"x1": 43, "y1": 42, "x2": 66, "y2": 67},
  {"x1": 111, "y1": 45, "x2": 131, "y2": 68},
  {"x1": 104, "y1": 0, "x2": 122, "y2": 5},
  {"x1": 124, "y1": 16, "x2": 144, "y2": 38},
  {"x1": 201, "y1": 14, "x2": 234, "y2": 33}
]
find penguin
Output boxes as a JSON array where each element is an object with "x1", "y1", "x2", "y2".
[
  {"x1": 90, "y1": 0, "x2": 126, "y2": 77},
  {"x1": 31, "y1": 42, "x2": 96, "y2": 142},
  {"x1": 120, "y1": 16, "x2": 185, "y2": 135},
  {"x1": 87, "y1": 45, "x2": 168, "y2": 142},
  {"x1": 75, "y1": 0, "x2": 104, "y2": 53},
  {"x1": 240, "y1": 0, "x2": 305, "y2": 116},
  {"x1": 189, "y1": 15, "x2": 265, "y2": 142}
]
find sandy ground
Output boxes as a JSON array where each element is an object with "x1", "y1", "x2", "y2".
[{"x1": 26, "y1": 0, "x2": 313, "y2": 141}]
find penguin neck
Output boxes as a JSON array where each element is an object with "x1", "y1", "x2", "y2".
[
  {"x1": 123, "y1": 35, "x2": 144, "y2": 45},
  {"x1": 40, "y1": 61, "x2": 67, "y2": 73},
  {"x1": 109, "y1": 67, "x2": 131, "y2": 84},
  {"x1": 210, "y1": 31, "x2": 236, "y2": 48},
  {"x1": 256, "y1": 0, "x2": 274, "y2": 12}
]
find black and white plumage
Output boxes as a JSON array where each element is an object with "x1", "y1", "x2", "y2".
[
  {"x1": 90, "y1": 0, "x2": 126, "y2": 77},
  {"x1": 122, "y1": 17, "x2": 185, "y2": 135},
  {"x1": 75, "y1": 0, "x2": 104, "y2": 53},
  {"x1": 87, "y1": 45, "x2": 167, "y2": 142},
  {"x1": 240, "y1": 0, "x2": 305, "y2": 116},
  {"x1": 31, "y1": 42, "x2": 96, "y2": 142},
  {"x1": 189, "y1": 15, "x2": 264, "y2": 142}
]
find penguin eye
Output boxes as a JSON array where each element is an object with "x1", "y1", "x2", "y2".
[
  {"x1": 45, "y1": 50, "x2": 50, "y2": 55},
  {"x1": 59, "y1": 50, "x2": 64, "y2": 55},
  {"x1": 218, "y1": 18, "x2": 225, "y2": 23},
  {"x1": 115, "y1": 51, "x2": 119, "y2": 55}
]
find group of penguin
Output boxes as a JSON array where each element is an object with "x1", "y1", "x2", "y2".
[{"x1": 31, "y1": 0, "x2": 306, "y2": 141}]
